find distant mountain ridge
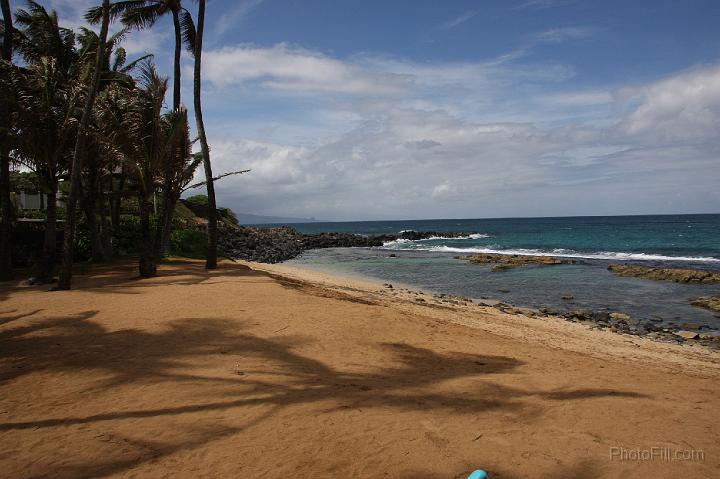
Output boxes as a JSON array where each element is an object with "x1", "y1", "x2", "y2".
[{"x1": 236, "y1": 213, "x2": 319, "y2": 225}]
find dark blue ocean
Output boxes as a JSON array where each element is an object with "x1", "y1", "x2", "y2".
[{"x1": 263, "y1": 215, "x2": 720, "y2": 328}]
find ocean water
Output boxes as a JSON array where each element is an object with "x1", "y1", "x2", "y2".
[{"x1": 264, "y1": 215, "x2": 720, "y2": 328}]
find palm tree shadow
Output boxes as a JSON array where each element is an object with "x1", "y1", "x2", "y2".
[
  {"x1": 1, "y1": 305, "x2": 648, "y2": 476},
  {"x1": 73, "y1": 260, "x2": 270, "y2": 294},
  {"x1": 0, "y1": 308, "x2": 43, "y2": 326}
]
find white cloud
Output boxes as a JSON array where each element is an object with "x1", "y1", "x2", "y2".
[
  {"x1": 437, "y1": 10, "x2": 479, "y2": 31},
  {"x1": 213, "y1": 0, "x2": 266, "y2": 38},
  {"x1": 620, "y1": 65, "x2": 720, "y2": 143},
  {"x1": 431, "y1": 182, "x2": 453, "y2": 198},
  {"x1": 199, "y1": 53, "x2": 720, "y2": 219},
  {"x1": 202, "y1": 44, "x2": 411, "y2": 95},
  {"x1": 537, "y1": 90, "x2": 614, "y2": 107},
  {"x1": 536, "y1": 27, "x2": 594, "y2": 43},
  {"x1": 516, "y1": 0, "x2": 576, "y2": 10},
  {"x1": 122, "y1": 29, "x2": 170, "y2": 55}
]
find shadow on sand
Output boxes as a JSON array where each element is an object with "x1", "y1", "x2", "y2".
[{"x1": 0, "y1": 262, "x2": 647, "y2": 477}]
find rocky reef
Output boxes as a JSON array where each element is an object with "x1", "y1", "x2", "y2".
[
  {"x1": 607, "y1": 264, "x2": 720, "y2": 283},
  {"x1": 690, "y1": 296, "x2": 720, "y2": 313},
  {"x1": 457, "y1": 253, "x2": 577, "y2": 272}
]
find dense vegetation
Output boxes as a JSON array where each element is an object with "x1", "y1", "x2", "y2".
[{"x1": 0, "y1": 0, "x2": 223, "y2": 287}]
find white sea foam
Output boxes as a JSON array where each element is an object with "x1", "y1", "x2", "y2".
[
  {"x1": 381, "y1": 243, "x2": 720, "y2": 263},
  {"x1": 421, "y1": 233, "x2": 491, "y2": 241},
  {"x1": 384, "y1": 233, "x2": 490, "y2": 246}
]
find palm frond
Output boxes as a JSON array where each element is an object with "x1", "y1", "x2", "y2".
[
  {"x1": 120, "y1": 53, "x2": 153, "y2": 73},
  {"x1": 180, "y1": 7, "x2": 196, "y2": 55},
  {"x1": 110, "y1": 47, "x2": 126, "y2": 73},
  {"x1": 85, "y1": 0, "x2": 149, "y2": 25},
  {"x1": 122, "y1": 4, "x2": 161, "y2": 30}
]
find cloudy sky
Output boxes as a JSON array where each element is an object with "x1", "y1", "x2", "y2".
[{"x1": 50, "y1": 0, "x2": 720, "y2": 220}]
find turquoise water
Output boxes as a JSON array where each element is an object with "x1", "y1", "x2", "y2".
[
  {"x1": 269, "y1": 214, "x2": 720, "y2": 263},
  {"x1": 264, "y1": 215, "x2": 720, "y2": 328}
]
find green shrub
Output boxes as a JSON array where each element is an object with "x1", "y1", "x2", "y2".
[
  {"x1": 169, "y1": 228, "x2": 207, "y2": 259},
  {"x1": 113, "y1": 215, "x2": 143, "y2": 255}
]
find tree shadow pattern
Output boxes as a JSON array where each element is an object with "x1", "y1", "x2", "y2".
[{"x1": 0, "y1": 280, "x2": 648, "y2": 477}]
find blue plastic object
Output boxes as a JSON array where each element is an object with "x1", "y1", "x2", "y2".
[{"x1": 467, "y1": 470, "x2": 488, "y2": 479}]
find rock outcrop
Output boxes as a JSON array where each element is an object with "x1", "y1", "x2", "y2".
[
  {"x1": 607, "y1": 264, "x2": 720, "y2": 283},
  {"x1": 457, "y1": 253, "x2": 574, "y2": 271},
  {"x1": 690, "y1": 296, "x2": 720, "y2": 313},
  {"x1": 218, "y1": 226, "x2": 478, "y2": 263}
]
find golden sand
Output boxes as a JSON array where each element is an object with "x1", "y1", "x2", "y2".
[{"x1": 1, "y1": 259, "x2": 718, "y2": 478}]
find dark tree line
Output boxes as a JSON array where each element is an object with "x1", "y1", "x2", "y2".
[{"x1": 0, "y1": 0, "x2": 221, "y2": 287}]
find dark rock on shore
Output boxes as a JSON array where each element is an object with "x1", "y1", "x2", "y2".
[
  {"x1": 218, "y1": 226, "x2": 480, "y2": 264},
  {"x1": 607, "y1": 264, "x2": 720, "y2": 283},
  {"x1": 218, "y1": 225, "x2": 386, "y2": 263}
]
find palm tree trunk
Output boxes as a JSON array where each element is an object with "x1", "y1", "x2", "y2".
[
  {"x1": 110, "y1": 168, "x2": 124, "y2": 231},
  {"x1": 98, "y1": 189, "x2": 112, "y2": 258},
  {"x1": 0, "y1": 0, "x2": 14, "y2": 280},
  {"x1": 37, "y1": 182, "x2": 57, "y2": 283},
  {"x1": 153, "y1": 7, "x2": 183, "y2": 261},
  {"x1": 0, "y1": 149, "x2": 11, "y2": 281},
  {"x1": 57, "y1": 0, "x2": 110, "y2": 290},
  {"x1": 171, "y1": 8, "x2": 181, "y2": 111},
  {"x1": 82, "y1": 178, "x2": 105, "y2": 262},
  {"x1": 138, "y1": 193, "x2": 156, "y2": 278},
  {"x1": 192, "y1": 0, "x2": 218, "y2": 269}
]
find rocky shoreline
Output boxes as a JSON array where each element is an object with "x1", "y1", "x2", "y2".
[
  {"x1": 218, "y1": 225, "x2": 474, "y2": 263},
  {"x1": 218, "y1": 226, "x2": 720, "y2": 348},
  {"x1": 379, "y1": 283, "x2": 720, "y2": 349}
]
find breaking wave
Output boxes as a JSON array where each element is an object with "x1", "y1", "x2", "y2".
[{"x1": 380, "y1": 243, "x2": 720, "y2": 263}]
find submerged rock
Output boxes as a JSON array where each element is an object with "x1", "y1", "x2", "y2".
[
  {"x1": 609, "y1": 312, "x2": 632, "y2": 323},
  {"x1": 689, "y1": 296, "x2": 720, "y2": 313},
  {"x1": 607, "y1": 264, "x2": 720, "y2": 284},
  {"x1": 460, "y1": 253, "x2": 566, "y2": 271}
]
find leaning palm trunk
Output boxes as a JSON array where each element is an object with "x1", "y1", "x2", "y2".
[
  {"x1": 192, "y1": 0, "x2": 218, "y2": 269},
  {"x1": 154, "y1": 7, "x2": 184, "y2": 261},
  {"x1": 57, "y1": 0, "x2": 110, "y2": 290},
  {"x1": 0, "y1": 0, "x2": 14, "y2": 280}
]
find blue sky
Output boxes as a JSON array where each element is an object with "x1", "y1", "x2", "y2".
[{"x1": 51, "y1": 0, "x2": 720, "y2": 220}]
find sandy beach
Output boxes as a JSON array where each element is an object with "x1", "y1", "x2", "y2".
[{"x1": 1, "y1": 259, "x2": 718, "y2": 478}]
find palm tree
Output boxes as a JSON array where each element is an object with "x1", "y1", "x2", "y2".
[
  {"x1": 95, "y1": 63, "x2": 193, "y2": 277},
  {"x1": 77, "y1": 27, "x2": 152, "y2": 262},
  {"x1": 188, "y1": 0, "x2": 218, "y2": 269},
  {"x1": 0, "y1": 0, "x2": 14, "y2": 280},
  {"x1": 88, "y1": 1, "x2": 184, "y2": 110},
  {"x1": 12, "y1": 1, "x2": 81, "y2": 282},
  {"x1": 57, "y1": 0, "x2": 111, "y2": 290},
  {"x1": 87, "y1": 0, "x2": 188, "y2": 260}
]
